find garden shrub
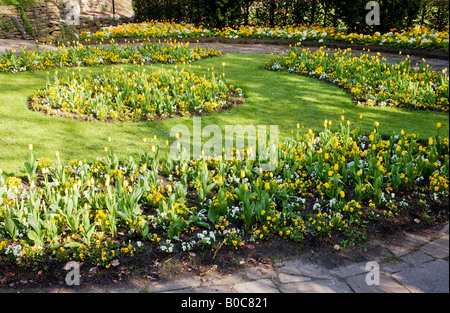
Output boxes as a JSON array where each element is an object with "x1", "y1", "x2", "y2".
[{"x1": 131, "y1": 0, "x2": 449, "y2": 31}]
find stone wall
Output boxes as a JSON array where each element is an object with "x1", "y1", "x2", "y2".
[
  {"x1": 0, "y1": 1, "x2": 61, "y2": 40},
  {"x1": 79, "y1": 0, "x2": 112, "y2": 12},
  {"x1": 0, "y1": 1, "x2": 128, "y2": 41}
]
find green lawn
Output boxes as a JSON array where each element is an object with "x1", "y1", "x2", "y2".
[{"x1": 0, "y1": 53, "x2": 448, "y2": 175}]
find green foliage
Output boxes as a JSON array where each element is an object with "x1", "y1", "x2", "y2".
[
  {"x1": 419, "y1": 0, "x2": 450, "y2": 31},
  {"x1": 335, "y1": 0, "x2": 423, "y2": 33},
  {"x1": 132, "y1": 0, "x2": 448, "y2": 31},
  {"x1": 9, "y1": 14, "x2": 25, "y2": 39},
  {"x1": 132, "y1": 0, "x2": 251, "y2": 28},
  {"x1": 0, "y1": 0, "x2": 35, "y2": 7},
  {"x1": 18, "y1": 6, "x2": 33, "y2": 36},
  {"x1": 0, "y1": 18, "x2": 10, "y2": 38}
]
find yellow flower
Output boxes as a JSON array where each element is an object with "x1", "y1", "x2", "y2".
[
  {"x1": 437, "y1": 123, "x2": 442, "y2": 129},
  {"x1": 28, "y1": 143, "x2": 33, "y2": 151},
  {"x1": 340, "y1": 191, "x2": 345, "y2": 198}
]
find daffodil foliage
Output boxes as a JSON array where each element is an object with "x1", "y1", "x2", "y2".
[
  {"x1": 0, "y1": 120, "x2": 448, "y2": 267},
  {"x1": 264, "y1": 47, "x2": 449, "y2": 112},
  {"x1": 0, "y1": 41, "x2": 221, "y2": 73},
  {"x1": 30, "y1": 66, "x2": 239, "y2": 122}
]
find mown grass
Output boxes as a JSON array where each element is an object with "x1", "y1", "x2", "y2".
[{"x1": 0, "y1": 53, "x2": 448, "y2": 175}]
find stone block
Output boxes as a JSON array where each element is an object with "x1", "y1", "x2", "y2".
[
  {"x1": 346, "y1": 273, "x2": 410, "y2": 293},
  {"x1": 279, "y1": 280, "x2": 352, "y2": 293},
  {"x1": 420, "y1": 235, "x2": 449, "y2": 259},
  {"x1": 278, "y1": 273, "x2": 311, "y2": 284},
  {"x1": 232, "y1": 279, "x2": 279, "y2": 293},
  {"x1": 392, "y1": 259, "x2": 449, "y2": 293}
]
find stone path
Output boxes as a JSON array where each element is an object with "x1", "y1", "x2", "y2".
[{"x1": 2, "y1": 223, "x2": 447, "y2": 293}]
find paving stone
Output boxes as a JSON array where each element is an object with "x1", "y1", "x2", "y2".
[
  {"x1": 420, "y1": 235, "x2": 449, "y2": 259},
  {"x1": 279, "y1": 280, "x2": 352, "y2": 293},
  {"x1": 108, "y1": 287, "x2": 143, "y2": 293},
  {"x1": 440, "y1": 224, "x2": 449, "y2": 235},
  {"x1": 392, "y1": 259, "x2": 449, "y2": 293},
  {"x1": 276, "y1": 259, "x2": 333, "y2": 279},
  {"x1": 346, "y1": 273, "x2": 410, "y2": 293},
  {"x1": 400, "y1": 251, "x2": 434, "y2": 266},
  {"x1": 232, "y1": 279, "x2": 279, "y2": 293},
  {"x1": 145, "y1": 277, "x2": 201, "y2": 292},
  {"x1": 329, "y1": 262, "x2": 369, "y2": 279},
  {"x1": 379, "y1": 258, "x2": 411, "y2": 274},
  {"x1": 201, "y1": 273, "x2": 245, "y2": 287},
  {"x1": 245, "y1": 265, "x2": 277, "y2": 280},
  {"x1": 162, "y1": 288, "x2": 196, "y2": 293},
  {"x1": 387, "y1": 233, "x2": 431, "y2": 257},
  {"x1": 278, "y1": 273, "x2": 311, "y2": 284},
  {"x1": 193, "y1": 286, "x2": 236, "y2": 293}
]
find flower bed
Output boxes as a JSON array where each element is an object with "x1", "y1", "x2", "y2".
[
  {"x1": 29, "y1": 66, "x2": 241, "y2": 122},
  {"x1": 79, "y1": 21, "x2": 450, "y2": 51},
  {"x1": 0, "y1": 121, "x2": 448, "y2": 268},
  {"x1": 263, "y1": 47, "x2": 449, "y2": 112},
  {"x1": 0, "y1": 41, "x2": 221, "y2": 73}
]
